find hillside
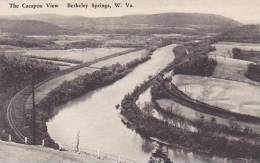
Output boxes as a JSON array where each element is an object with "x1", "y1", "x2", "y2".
[
  {"x1": 0, "y1": 19, "x2": 69, "y2": 35},
  {"x1": 220, "y1": 24, "x2": 260, "y2": 43},
  {"x1": 4, "y1": 13, "x2": 241, "y2": 34},
  {"x1": 0, "y1": 141, "x2": 110, "y2": 163},
  {"x1": 0, "y1": 34, "x2": 60, "y2": 48}
]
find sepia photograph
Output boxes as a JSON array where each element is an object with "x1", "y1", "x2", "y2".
[{"x1": 0, "y1": 0, "x2": 260, "y2": 162}]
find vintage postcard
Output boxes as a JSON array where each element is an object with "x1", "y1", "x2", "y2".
[{"x1": 0, "y1": 0, "x2": 259, "y2": 163}]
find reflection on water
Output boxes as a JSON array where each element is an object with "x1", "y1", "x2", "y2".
[
  {"x1": 47, "y1": 44, "x2": 256, "y2": 163},
  {"x1": 141, "y1": 140, "x2": 155, "y2": 154}
]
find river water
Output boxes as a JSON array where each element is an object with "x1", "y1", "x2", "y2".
[{"x1": 47, "y1": 44, "x2": 249, "y2": 163}]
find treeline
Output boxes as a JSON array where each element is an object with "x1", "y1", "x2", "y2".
[
  {"x1": 232, "y1": 48, "x2": 260, "y2": 63},
  {"x1": 26, "y1": 55, "x2": 83, "y2": 64},
  {"x1": 171, "y1": 39, "x2": 218, "y2": 76},
  {"x1": 0, "y1": 54, "x2": 59, "y2": 82},
  {"x1": 182, "y1": 38, "x2": 217, "y2": 54},
  {"x1": 63, "y1": 39, "x2": 104, "y2": 49},
  {"x1": 173, "y1": 38, "x2": 217, "y2": 65},
  {"x1": 246, "y1": 64, "x2": 260, "y2": 82},
  {"x1": 25, "y1": 56, "x2": 150, "y2": 146},
  {"x1": 105, "y1": 37, "x2": 173, "y2": 49},
  {"x1": 231, "y1": 48, "x2": 260, "y2": 82},
  {"x1": 174, "y1": 56, "x2": 217, "y2": 76},
  {"x1": 81, "y1": 27, "x2": 201, "y2": 36},
  {"x1": 121, "y1": 77, "x2": 260, "y2": 159},
  {"x1": 0, "y1": 35, "x2": 58, "y2": 49}
]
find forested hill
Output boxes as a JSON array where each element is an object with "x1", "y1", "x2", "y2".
[
  {"x1": 0, "y1": 19, "x2": 69, "y2": 35},
  {"x1": 220, "y1": 24, "x2": 260, "y2": 43},
  {"x1": 94, "y1": 13, "x2": 240, "y2": 27},
  {"x1": 2, "y1": 13, "x2": 241, "y2": 34}
]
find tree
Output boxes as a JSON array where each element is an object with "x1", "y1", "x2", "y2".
[
  {"x1": 142, "y1": 102, "x2": 155, "y2": 118},
  {"x1": 141, "y1": 139, "x2": 154, "y2": 153},
  {"x1": 228, "y1": 117, "x2": 240, "y2": 132},
  {"x1": 210, "y1": 117, "x2": 217, "y2": 124},
  {"x1": 232, "y1": 48, "x2": 241, "y2": 57}
]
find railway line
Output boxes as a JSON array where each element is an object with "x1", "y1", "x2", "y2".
[
  {"x1": 160, "y1": 79, "x2": 260, "y2": 125},
  {"x1": 6, "y1": 48, "x2": 144, "y2": 144}
]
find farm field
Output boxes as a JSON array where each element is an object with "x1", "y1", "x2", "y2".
[
  {"x1": 172, "y1": 75, "x2": 260, "y2": 117},
  {"x1": 152, "y1": 33, "x2": 191, "y2": 39},
  {"x1": 25, "y1": 34, "x2": 167, "y2": 48},
  {"x1": 22, "y1": 48, "x2": 133, "y2": 63},
  {"x1": 209, "y1": 56, "x2": 260, "y2": 85},
  {"x1": 0, "y1": 45, "x2": 24, "y2": 51},
  {"x1": 156, "y1": 99, "x2": 260, "y2": 133},
  {"x1": 53, "y1": 34, "x2": 109, "y2": 45},
  {"x1": 209, "y1": 42, "x2": 260, "y2": 58},
  {"x1": 30, "y1": 58, "x2": 78, "y2": 67},
  {"x1": 91, "y1": 49, "x2": 147, "y2": 68}
]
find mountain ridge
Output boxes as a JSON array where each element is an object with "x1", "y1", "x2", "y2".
[
  {"x1": 0, "y1": 19, "x2": 69, "y2": 35},
  {"x1": 0, "y1": 13, "x2": 241, "y2": 35}
]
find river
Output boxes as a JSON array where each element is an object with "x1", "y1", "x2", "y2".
[{"x1": 47, "y1": 44, "x2": 249, "y2": 163}]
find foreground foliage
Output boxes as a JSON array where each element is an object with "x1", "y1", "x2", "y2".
[{"x1": 0, "y1": 54, "x2": 59, "y2": 82}]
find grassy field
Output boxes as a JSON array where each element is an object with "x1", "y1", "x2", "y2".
[
  {"x1": 22, "y1": 48, "x2": 133, "y2": 63},
  {"x1": 30, "y1": 58, "x2": 78, "y2": 66},
  {"x1": 156, "y1": 99, "x2": 260, "y2": 133},
  {"x1": 172, "y1": 75, "x2": 260, "y2": 117},
  {"x1": 91, "y1": 49, "x2": 147, "y2": 68},
  {"x1": 52, "y1": 34, "x2": 109, "y2": 45},
  {"x1": 209, "y1": 42, "x2": 260, "y2": 58},
  {"x1": 209, "y1": 56, "x2": 260, "y2": 85},
  {"x1": 0, "y1": 45, "x2": 24, "y2": 51}
]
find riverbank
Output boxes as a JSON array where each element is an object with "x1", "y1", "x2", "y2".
[
  {"x1": 5, "y1": 47, "x2": 149, "y2": 145},
  {"x1": 26, "y1": 55, "x2": 151, "y2": 148},
  {"x1": 120, "y1": 41, "x2": 260, "y2": 160},
  {"x1": 46, "y1": 44, "x2": 178, "y2": 162},
  {"x1": 121, "y1": 75, "x2": 260, "y2": 160}
]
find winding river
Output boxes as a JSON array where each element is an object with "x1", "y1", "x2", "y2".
[{"x1": 47, "y1": 44, "x2": 249, "y2": 163}]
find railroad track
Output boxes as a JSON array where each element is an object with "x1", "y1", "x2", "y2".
[
  {"x1": 161, "y1": 80, "x2": 260, "y2": 125},
  {"x1": 7, "y1": 87, "x2": 31, "y2": 143},
  {"x1": 6, "y1": 48, "x2": 144, "y2": 144}
]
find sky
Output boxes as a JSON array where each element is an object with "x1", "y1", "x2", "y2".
[{"x1": 0, "y1": 0, "x2": 259, "y2": 23}]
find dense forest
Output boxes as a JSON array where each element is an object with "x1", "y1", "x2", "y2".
[
  {"x1": 0, "y1": 54, "x2": 59, "y2": 82},
  {"x1": 232, "y1": 48, "x2": 260, "y2": 62},
  {"x1": 246, "y1": 63, "x2": 260, "y2": 82},
  {"x1": 173, "y1": 56, "x2": 217, "y2": 76}
]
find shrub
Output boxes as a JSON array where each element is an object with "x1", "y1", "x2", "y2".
[
  {"x1": 246, "y1": 63, "x2": 260, "y2": 82},
  {"x1": 0, "y1": 54, "x2": 59, "y2": 81},
  {"x1": 174, "y1": 56, "x2": 217, "y2": 76}
]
